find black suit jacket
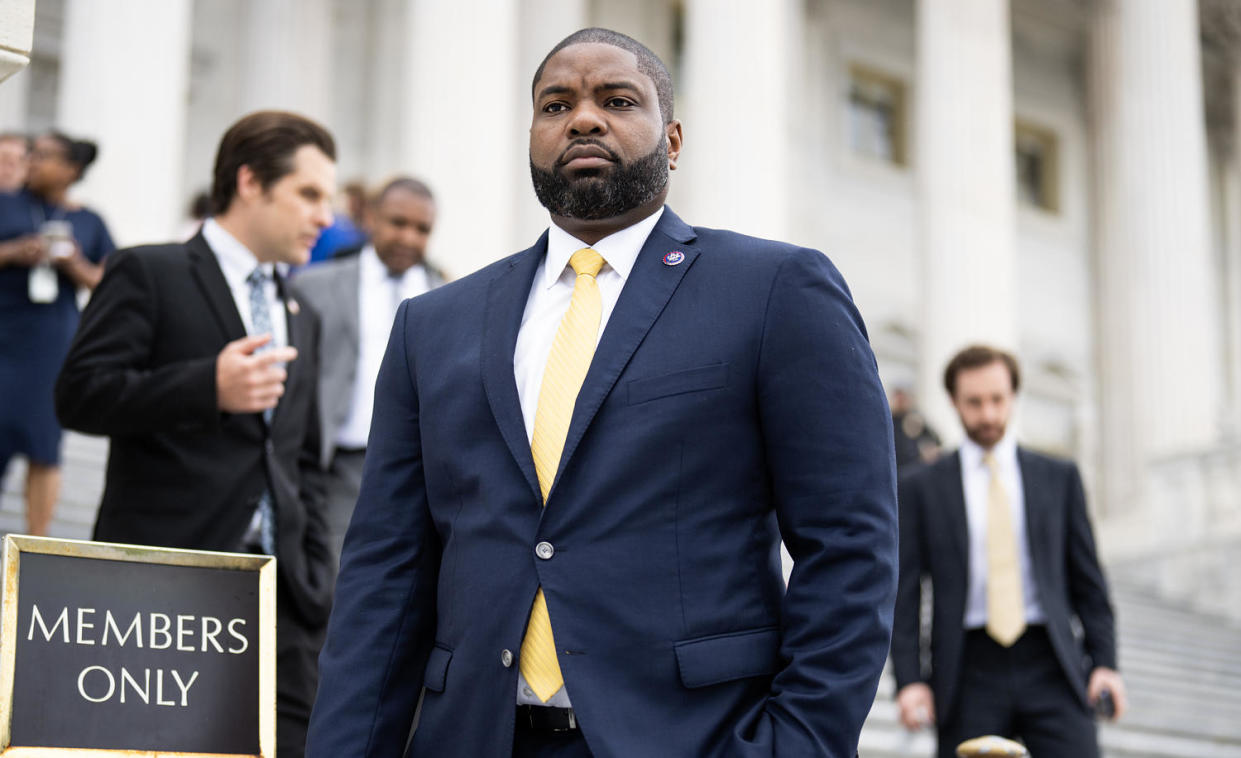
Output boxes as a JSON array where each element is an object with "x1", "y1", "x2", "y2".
[
  {"x1": 55, "y1": 233, "x2": 333, "y2": 627},
  {"x1": 891, "y1": 448, "x2": 1116, "y2": 722}
]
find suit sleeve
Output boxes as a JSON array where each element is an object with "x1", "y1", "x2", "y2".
[
  {"x1": 287, "y1": 273, "x2": 338, "y2": 471},
  {"x1": 1064, "y1": 463, "x2": 1117, "y2": 670},
  {"x1": 891, "y1": 470, "x2": 927, "y2": 690},
  {"x1": 55, "y1": 249, "x2": 220, "y2": 435},
  {"x1": 294, "y1": 312, "x2": 336, "y2": 623},
  {"x1": 306, "y1": 299, "x2": 441, "y2": 757},
  {"x1": 744, "y1": 248, "x2": 899, "y2": 757}
]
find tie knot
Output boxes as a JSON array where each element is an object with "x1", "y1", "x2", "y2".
[
  {"x1": 983, "y1": 452, "x2": 999, "y2": 472},
  {"x1": 569, "y1": 248, "x2": 605, "y2": 278},
  {"x1": 247, "y1": 267, "x2": 268, "y2": 288}
]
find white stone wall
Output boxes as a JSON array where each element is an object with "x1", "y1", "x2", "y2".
[{"x1": 797, "y1": 0, "x2": 921, "y2": 368}]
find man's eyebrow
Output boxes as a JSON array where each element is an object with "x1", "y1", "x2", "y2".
[
  {"x1": 536, "y1": 80, "x2": 644, "y2": 101},
  {"x1": 596, "y1": 81, "x2": 642, "y2": 93},
  {"x1": 536, "y1": 84, "x2": 573, "y2": 101}
]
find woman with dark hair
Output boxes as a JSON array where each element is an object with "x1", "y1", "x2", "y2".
[{"x1": 0, "y1": 131, "x2": 115, "y2": 535}]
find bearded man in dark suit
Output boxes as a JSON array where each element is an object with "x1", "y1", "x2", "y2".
[
  {"x1": 307, "y1": 28, "x2": 898, "y2": 758},
  {"x1": 56, "y1": 110, "x2": 338, "y2": 758},
  {"x1": 892, "y1": 345, "x2": 1128, "y2": 757}
]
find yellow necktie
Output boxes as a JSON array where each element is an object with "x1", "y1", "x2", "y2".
[
  {"x1": 984, "y1": 452, "x2": 1026, "y2": 646},
  {"x1": 520, "y1": 247, "x2": 605, "y2": 702}
]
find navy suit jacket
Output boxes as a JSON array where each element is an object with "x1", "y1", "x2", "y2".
[
  {"x1": 891, "y1": 449, "x2": 1117, "y2": 724},
  {"x1": 306, "y1": 209, "x2": 898, "y2": 757}
]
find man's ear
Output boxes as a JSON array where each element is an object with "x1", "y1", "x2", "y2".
[
  {"x1": 235, "y1": 165, "x2": 261, "y2": 203},
  {"x1": 666, "y1": 120, "x2": 683, "y2": 170}
]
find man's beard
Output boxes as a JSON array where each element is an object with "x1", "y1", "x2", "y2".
[
  {"x1": 530, "y1": 139, "x2": 668, "y2": 220},
  {"x1": 964, "y1": 420, "x2": 1006, "y2": 448}
]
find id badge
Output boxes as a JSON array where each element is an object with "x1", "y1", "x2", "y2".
[{"x1": 28, "y1": 263, "x2": 58, "y2": 303}]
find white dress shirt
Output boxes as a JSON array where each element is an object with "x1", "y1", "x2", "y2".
[
  {"x1": 202, "y1": 218, "x2": 288, "y2": 349},
  {"x1": 514, "y1": 207, "x2": 663, "y2": 442},
  {"x1": 335, "y1": 245, "x2": 432, "y2": 449},
  {"x1": 512, "y1": 206, "x2": 664, "y2": 707},
  {"x1": 960, "y1": 434, "x2": 1046, "y2": 628}
]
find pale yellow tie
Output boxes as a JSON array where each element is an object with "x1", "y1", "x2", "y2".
[
  {"x1": 520, "y1": 247, "x2": 605, "y2": 702},
  {"x1": 984, "y1": 452, "x2": 1026, "y2": 647}
]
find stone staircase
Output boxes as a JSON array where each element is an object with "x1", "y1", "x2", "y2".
[
  {"x1": 6, "y1": 434, "x2": 1241, "y2": 757},
  {"x1": 0, "y1": 431, "x2": 104, "y2": 540},
  {"x1": 0, "y1": 434, "x2": 104, "y2": 540},
  {"x1": 859, "y1": 585, "x2": 1241, "y2": 757}
]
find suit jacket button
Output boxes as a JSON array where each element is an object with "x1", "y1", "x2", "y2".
[
  {"x1": 501, "y1": 649, "x2": 513, "y2": 668},
  {"x1": 535, "y1": 542, "x2": 554, "y2": 560}
]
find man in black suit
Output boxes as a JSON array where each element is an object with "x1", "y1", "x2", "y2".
[
  {"x1": 892, "y1": 345, "x2": 1127, "y2": 757},
  {"x1": 55, "y1": 111, "x2": 337, "y2": 758}
]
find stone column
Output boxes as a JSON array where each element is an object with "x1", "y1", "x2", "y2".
[
  {"x1": 57, "y1": 0, "x2": 192, "y2": 246},
  {"x1": 680, "y1": 0, "x2": 797, "y2": 239},
  {"x1": 402, "y1": 0, "x2": 521, "y2": 277},
  {"x1": 1091, "y1": 0, "x2": 1222, "y2": 513},
  {"x1": 915, "y1": 0, "x2": 1019, "y2": 441},
  {"x1": 0, "y1": 66, "x2": 30, "y2": 131},
  {"x1": 363, "y1": 0, "x2": 411, "y2": 182},
  {"x1": 240, "y1": 0, "x2": 333, "y2": 123},
  {"x1": 1229, "y1": 59, "x2": 1241, "y2": 439}
]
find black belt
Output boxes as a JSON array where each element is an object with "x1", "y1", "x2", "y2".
[
  {"x1": 335, "y1": 446, "x2": 367, "y2": 455},
  {"x1": 516, "y1": 705, "x2": 578, "y2": 732}
]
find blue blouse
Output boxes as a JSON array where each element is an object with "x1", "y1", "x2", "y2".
[{"x1": 0, "y1": 187, "x2": 116, "y2": 312}]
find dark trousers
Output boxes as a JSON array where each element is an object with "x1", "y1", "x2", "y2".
[
  {"x1": 937, "y1": 627, "x2": 1098, "y2": 758},
  {"x1": 324, "y1": 448, "x2": 367, "y2": 563},
  {"x1": 276, "y1": 584, "x2": 327, "y2": 758},
  {"x1": 512, "y1": 718, "x2": 593, "y2": 758}
]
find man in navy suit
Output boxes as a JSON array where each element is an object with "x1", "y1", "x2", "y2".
[
  {"x1": 307, "y1": 28, "x2": 897, "y2": 758},
  {"x1": 892, "y1": 345, "x2": 1128, "y2": 757}
]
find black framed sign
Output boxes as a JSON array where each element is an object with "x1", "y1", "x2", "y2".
[{"x1": 0, "y1": 535, "x2": 275, "y2": 757}]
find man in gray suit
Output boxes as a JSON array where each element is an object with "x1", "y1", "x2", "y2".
[{"x1": 293, "y1": 176, "x2": 443, "y2": 559}]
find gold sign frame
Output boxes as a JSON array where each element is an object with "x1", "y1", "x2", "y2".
[{"x1": 0, "y1": 535, "x2": 276, "y2": 758}]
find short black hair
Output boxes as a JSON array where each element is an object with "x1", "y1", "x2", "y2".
[
  {"x1": 45, "y1": 131, "x2": 99, "y2": 179},
  {"x1": 373, "y1": 176, "x2": 434, "y2": 207},
  {"x1": 943, "y1": 345, "x2": 1022, "y2": 397},
  {"x1": 210, "y1": 110, "x2": 336, "y2": 215},
  {"x1": 531, "y1": 27, "x2": 675, "y2": 124}
]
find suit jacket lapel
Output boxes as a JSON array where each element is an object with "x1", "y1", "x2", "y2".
[
  {"x1": 270, "y1": 270, "x2": 304, "y2": 429},
  {"x1": 339, "y1": 256, "x2": 361, "y2": 364},
  {"x1": 482, "y1": 237, "x2": 547, "y2": 504},
  {"x1": 550, "y1": 209, "x2": 699, "y2": 495},
  {"x1": 1018, "y1": 448, "x2": 1049, "y2": 583},
  {"x1": 187, "y1": 232, "x2": 247, "y2": 343},
  {"x1": 938, "y1": 451, "x2": 970, "y2": 573}
]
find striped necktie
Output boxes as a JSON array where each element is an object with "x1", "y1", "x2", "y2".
[{"x1": 246, "y1": 268, "x2": 278, "y2": 556}]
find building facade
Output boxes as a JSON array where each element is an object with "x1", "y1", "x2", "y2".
[{"x1": 2, "y1": 0, "x2": 1241, "y2": 618}]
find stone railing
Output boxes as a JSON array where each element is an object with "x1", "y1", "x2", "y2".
[{"x1": 1102, "y1": 443, "x2": 1241, "y2": 622}]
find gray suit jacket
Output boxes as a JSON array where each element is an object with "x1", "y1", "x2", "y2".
[{"x1": 292, "y1": 253, "x2": 445, "y2": 467}]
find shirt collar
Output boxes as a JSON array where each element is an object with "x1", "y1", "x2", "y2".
[
  {"x1": 359, "y1": 244, "x2": 385, "y2": 281},
  {"x1": 541, "y1": 206, "x2": 665, "y2": 290},
  {"x1": 202, "y1": 217, "x2": 286, "y2": 283},
  {"x1": 960, "y1": 431, "x2": 1018, "y2": 472}
]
